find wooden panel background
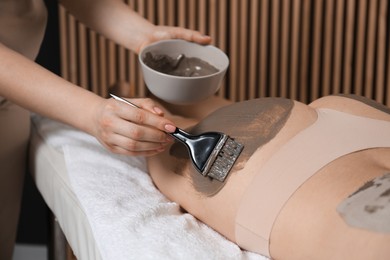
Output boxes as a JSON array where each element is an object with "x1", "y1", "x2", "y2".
[{"x1": 59, "y1": 0, "x2": 390, "y2": 105}]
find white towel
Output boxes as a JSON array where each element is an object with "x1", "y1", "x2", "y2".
[{"x1": 32, "y1": 115, "x2": 266, "y2": 260}]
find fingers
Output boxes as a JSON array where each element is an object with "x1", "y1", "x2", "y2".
[
  {"x1": 128, "y1": 97, "x2": 165, "y2": 116},
  {"x1": 167, "y1": 27, "x2": 212, "y2": 44},
  {"x1": 108, "y1": 113, "x2": 172, "y2": 144},
  {"x1": 114, "y1": 98, "x2": 176, "y2": 134},
  {"x1": 102, "y1": 131, "x2": 170, "y2": 157},
  {"x1": 189, "y1": 31, "x2": 212, "y2": 44},
  {"x1": 150, "y1": 26, "x2": 211, "y2": 45},
  {"x1": 173, "y1": 28, "x2": 211, "y2": 44},
  {"x1": 94, "y1": 97, "x2": 176, "y2": 156},
  {"x1": 137, "y1": 26, "x2": 212, "y2": 54},
  {"x1": 109, "y1": 146, "x2": 164, "y2": 157}
]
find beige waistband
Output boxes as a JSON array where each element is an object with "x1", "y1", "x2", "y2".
[{"x1": 235, "y1": 108, "x2": 390, "y2": 257}]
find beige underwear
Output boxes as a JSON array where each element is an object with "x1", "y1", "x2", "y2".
[{"x1": 235, "y1": 108, "x2": 390, "y2": 257}]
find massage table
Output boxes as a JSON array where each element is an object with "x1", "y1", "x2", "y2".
[{"x1": 29, "y1": 114, "x2": 266, "y2": 260}]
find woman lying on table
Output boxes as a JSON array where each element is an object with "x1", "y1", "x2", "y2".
[{"x1": 145, "y1": 94, "x2": 390, "y2": 259}]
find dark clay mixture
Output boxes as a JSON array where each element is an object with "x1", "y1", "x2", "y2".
[{"x1": 143, "y1": 52, "x2": 219, "y2": 77}]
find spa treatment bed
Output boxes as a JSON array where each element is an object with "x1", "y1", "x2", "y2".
[
  {"x1": 29, "y1": 114, "x2": 265, "y2": 260},
  {"x1": 28, "y1": 1, "x2": 388, "y2": 258}
]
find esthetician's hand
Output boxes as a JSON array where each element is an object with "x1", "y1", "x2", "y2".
[
  {"x1": 136, "y1": 25, "x2": 212, "y2": 53},
  {"x1": 93, "y1": 97, "x2": 176, "y2": 156}
]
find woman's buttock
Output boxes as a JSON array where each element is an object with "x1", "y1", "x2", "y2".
[
  {"x1": 269, "y1": 96, "x2": 390, "y2": 259},
  {"x1": 270, "y1": 148, "x2": 390, "y2": 260}
]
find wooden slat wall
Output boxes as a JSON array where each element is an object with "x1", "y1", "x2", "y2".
[{"x1": 59, "y1": 0, "x2": 390, "y2": 105}]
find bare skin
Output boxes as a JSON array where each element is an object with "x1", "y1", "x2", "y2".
[
  {"x1": 148, "y1": 95, "x2": 390, "y2": 259},
  {"x1": 0, "y1": 1, "x2": 210, "y2": 258},
  {"x1": 0, "y1": 0, "x2": 211, "y2": 156}
]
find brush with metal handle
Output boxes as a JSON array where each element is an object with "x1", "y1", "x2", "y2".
[{"x1": 110, "y1": 94, "x2": 244, "y2": 182}]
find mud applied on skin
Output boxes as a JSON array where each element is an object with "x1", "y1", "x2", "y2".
[
  {"x1": 337, "y1": 172, "x2": 390, "y2": 233},
  {"x1": 143, "y1": 52, "x2": 219, "y2": 77},
  {"x1": 170, "y1": 98, "x2": 294, "y2": 196}
]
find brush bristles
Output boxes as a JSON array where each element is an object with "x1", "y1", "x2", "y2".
[{"x1": 206, "y1": 137, "x2": 244, "y2": 182}]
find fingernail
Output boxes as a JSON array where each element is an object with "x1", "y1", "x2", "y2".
[
  {"x1": 164, "y1": 124, "x2": 176, "y2": 132},
  {"x1": 153, "y1": 106, "x2": 164, "y2": 115}
]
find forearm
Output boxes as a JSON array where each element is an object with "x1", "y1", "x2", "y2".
[
  {"x1": 0, "y1": 43, "x2": 102, "y2": 136},
  {"x1": 59, "y1": 0, "x2": 211, "y2": 54},
  {"x1": 60, "y1": 0, "x2": 155, "y2": 53}
]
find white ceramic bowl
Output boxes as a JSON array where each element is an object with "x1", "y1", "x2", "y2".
[{"x1": 139, "y1": 39, "x2": 229, "y2": 105}]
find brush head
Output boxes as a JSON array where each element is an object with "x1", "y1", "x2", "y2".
[
  {"x1": 169, "y1": 127, "x2": 243, "y2": 182},
  {"x1": 202, "y1": 136, "x2": 244, "y2": 182}
]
